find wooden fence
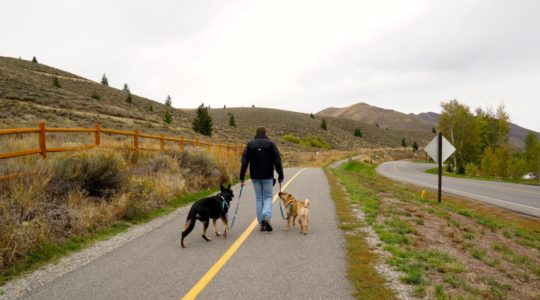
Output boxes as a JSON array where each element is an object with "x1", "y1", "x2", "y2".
[{"x1": 0, "y1": 122, "x2": 244, "y2": 181}]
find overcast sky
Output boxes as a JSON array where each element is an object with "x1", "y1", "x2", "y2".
[{"x1": 2, "y1": 0, "x2": 540, "y2": 131}]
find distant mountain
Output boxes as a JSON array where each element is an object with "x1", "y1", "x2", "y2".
[
  {"x1": 414, "y1": 112, "x2": 540, "y2": 147},
  {"x1": 318, "y1": 102, "x2": 539, "y2": 147},
  {"x1": 318, "y1": 102, "x2": 434, "y2": 131}
]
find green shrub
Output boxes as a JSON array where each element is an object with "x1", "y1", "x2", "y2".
[
  {"x1": 465, "y1": 163, "x2": 479, "y2": 177},
  {"x1": 47, "y1": 151, "x2": 127, "y2": 198},
  {"x1": 282, "y1": 133, "x2": 300, "y2": 144},
  {"x1": 300, "y1": 136, "x2": 331, "y2": 149},
  {"x1": 52, "y1": 77, "x2": 61, "y2": 88},
  {"x1": 91, "y1": 91, "x2": 100, "y2": 100}
]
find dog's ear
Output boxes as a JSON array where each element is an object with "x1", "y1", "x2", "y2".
[
  {"x1": 220, "y1": 183, "x2": 225, "y2": 191},
  {"x1": 227, "y1": 183, "x2": 231, "y2": 190}
]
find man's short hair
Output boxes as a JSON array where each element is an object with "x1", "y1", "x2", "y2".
[{"x1": 256, "y1": 126, "x2": 266, "y2": 135}]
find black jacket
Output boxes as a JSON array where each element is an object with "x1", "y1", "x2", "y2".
[{"x1": 239, "y1": 134, "x2": 284, "y2": 182}]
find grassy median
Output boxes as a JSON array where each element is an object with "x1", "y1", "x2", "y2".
[
  {"x1": 329, "y1": 160, "x2": 540, "y2": 299},
  {"x1": 324, "y1": 166, "x2": 397, "y2": 300}
]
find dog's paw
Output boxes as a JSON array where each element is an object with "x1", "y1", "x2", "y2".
[
  {"x1": 223, "y1": 230, "x2": 228, "y2": 238},
  {"x1": 202, "y1": 235, "x2": 212, "y2": 241},
  {"x1": 215, "y1": 231, "x2": 221, "y2": 237},
  {"x1": 283, "y1": 227, "x2": 290, "y2": 231}
]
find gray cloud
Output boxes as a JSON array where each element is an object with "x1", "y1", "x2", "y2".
[{"x1": 1, "y1": 0, "x2": 539, "y2": 131}]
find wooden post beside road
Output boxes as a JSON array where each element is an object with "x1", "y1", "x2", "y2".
[
  {"x1": 95, "y1": 124, "x2": 101, "y2": 146},
  {"x1": 38, "y1": 122, "x2": 47, "y2": 159},
  {"x1": 134, "y1": 129, "x2": 139, "y2": 151},
  {"x1": 160, "y1": 134, "x2": 165, "y2": 151},
  {"x1": 179, "y1": 136, "x2": 184, "y2": 151},
  {"x1": 438, "y1": 132, "x2": 442, "y2": 204}
]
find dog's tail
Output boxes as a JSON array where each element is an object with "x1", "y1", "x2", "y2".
[{"x1": 181, "y1": 217, "x2": 196, "y2": 248}]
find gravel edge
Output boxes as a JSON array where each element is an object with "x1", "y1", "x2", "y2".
[{"x1": 0, "y1": 206, "x2": 190, "y2": 300}]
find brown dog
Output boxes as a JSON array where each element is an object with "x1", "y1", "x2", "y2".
[{"x1": 278, "y1": 192, "x2": 310, "y2": 235}]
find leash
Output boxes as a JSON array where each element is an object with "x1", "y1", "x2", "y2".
[
  {"x1": 278, "y1": 181, "x2": 289, "y2": 220},
  {"x1": 229, "y1": 185, "x2": 243, "y2": 230}
]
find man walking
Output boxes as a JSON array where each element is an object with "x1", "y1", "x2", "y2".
[{"x1": 240, "y1": 126, "x2": 284, "y2": 231}]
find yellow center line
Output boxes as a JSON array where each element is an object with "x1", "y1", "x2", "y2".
[{"x1": 182, "y1": 168, "x2": 306, "y2": 300}]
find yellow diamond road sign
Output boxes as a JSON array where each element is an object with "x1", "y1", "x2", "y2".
[{"x1": 425, "y1": 135, "x2": 456, "y2": 163}]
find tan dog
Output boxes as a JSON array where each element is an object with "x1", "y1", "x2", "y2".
[{"x1": 278, "y1": 192, "x2": 310, "y2": 235}]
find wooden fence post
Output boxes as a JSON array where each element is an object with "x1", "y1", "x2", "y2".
[
  {"x1": 160, "y1": 134, "x2": 165, "y2": 151},
  {"x1": 134, "y1": 129, "x2": 139, "y2": 151},
  {"x1": 95, "y1": 124, "x2": 101, "y2": 146},
  {"x1": 38, "y1": 122, "x2": 47, "y2": 159},
  {"x1": 179, "y1": 137, "x2": 184, "y2": 151}
]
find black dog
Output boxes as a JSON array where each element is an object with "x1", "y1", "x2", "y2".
[{"x1": 181, "y1": 184, "x2": 234, "y2": 248}]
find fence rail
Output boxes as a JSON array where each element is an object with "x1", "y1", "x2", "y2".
[{"x1": 0, "y1": 122, "x2": 244, "y2": 181}]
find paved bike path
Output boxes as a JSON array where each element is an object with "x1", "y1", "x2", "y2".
[{"x1": 19, "y1": 168, "x2": 351, "y2": 300}]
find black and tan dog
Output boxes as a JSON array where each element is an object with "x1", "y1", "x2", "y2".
[
  {"x1": 181, "y1": 184, "x2": 234, "y2": 248},
  {"x1": 278, "y1": 192, "x2": 310, "y2": 235}
]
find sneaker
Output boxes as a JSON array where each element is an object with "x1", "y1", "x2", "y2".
[
  {"x1": 262, "y1": 219, "x2": 273, "y2": 232},
  {"x1": 260, "y1": 224, "x2": 266, "y2": 231}
]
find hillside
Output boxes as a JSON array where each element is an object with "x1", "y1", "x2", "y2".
[
  {"x1": 318, "y1": 102, "x2": 539, "y2": 147},
  {"x1": 318, "y1": 102, "x2": 435, "y2": 131},
  {"x1": 414, "y1": 112, "x2": 540, "y2": 147},
  {"x1": 0, "y1": 56, "x2": 432, "y2": 154}
]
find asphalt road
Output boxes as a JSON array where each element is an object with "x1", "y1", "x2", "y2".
[
  {"x1": 377, "y1": 161, "x2": 540, "y2": 218},
  {"x1": 19, "y1": 168, "x2": 352, "y2": 300}
]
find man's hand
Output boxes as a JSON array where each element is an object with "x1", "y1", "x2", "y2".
[
  {"x1": 278, "y1": 177, "x2": 284, "y2": 184},
  {"x1": 240, "y1": 180, "x2": 245, "y2": 187}
]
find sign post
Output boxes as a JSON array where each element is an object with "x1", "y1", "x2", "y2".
[
  {"x1": 437, "y1": 133, "x2": 442, "y2": 204},
  {"x1": 424, "y1": 133, "x2": 456, "y2": 204}
]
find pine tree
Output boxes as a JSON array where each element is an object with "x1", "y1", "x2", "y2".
[
  {"x1": 32, "y1": 56, "x2": 38, "y2": 63},
  {"x1": 229, "y1": 113, "x2": 236, "y2": 127},
  {"x1": 354, "y1": 128, "x2": 362, "y2": 137},
  {"x1": 123, "y1": 83, "x2": 130, "y2": 93},
  {"x1": 432, "y1": 127, "x2": 437, "y2": 134},
  {"x1": 125, "y1": 92, "x2": 132, "y2": 103},
  {"x1": 149, "y1": 104, "x2": 154, "y2": 112},
  {"x1": 310, "y1": 113, "x2": 315, "y2": 119},
  {"x1": 101, "y1": 74, "x2": 109, "y2": 86},
  {"x1": 224, "y1": 105, "x2": 226, "y2": 109},
  {"x1": 52, "y1": 77, "x2": 61, "y2": 88},
  {"x1": 163, "y1": 95, "x2": 172, "y2": 123},
  {"x1": 321, "y1": 118, "x2": 327, "y2": 130},
  {"x1": 413, "y1": 141, "x2": 419, "y2": 152},
  {"x1": 192, "y1": 103, "x2": 213, "y2": 136},
  {"x1": 401, "y1": 137, "x2": 407, "y2": 148}
]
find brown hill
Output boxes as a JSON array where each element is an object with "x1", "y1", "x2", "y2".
[
  {"x1": 318, "y1": 102, "x2": 434, "y2": 131},
  {"x1": 0, "y1": 56, "x2": 432, "y2": 154},
  {"x1": 319, "y1": 102, "x2": 539, "y2": 148}
]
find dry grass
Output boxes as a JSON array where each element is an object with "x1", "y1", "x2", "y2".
[{"x1": 0, "y1": 146, "x2": 237, "y2": 283}]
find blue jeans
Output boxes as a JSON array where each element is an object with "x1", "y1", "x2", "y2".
[{"x1": 251, "y1": 179, "x2": 274, "y2": 224}]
